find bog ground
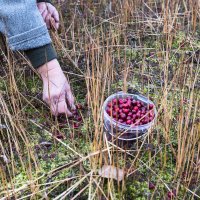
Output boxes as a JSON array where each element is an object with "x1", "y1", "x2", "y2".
[{"x1": 0, "y1": 1, "x2": 199, "y2": 199}]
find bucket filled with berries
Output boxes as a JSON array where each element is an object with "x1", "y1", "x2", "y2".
[{"x1": 103, "y1": 92, "x2": 157, "y2": 141}]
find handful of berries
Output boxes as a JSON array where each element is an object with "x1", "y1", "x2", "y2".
[{"x1": 106, "y1": 97, "x2": 155, "y2": 126}]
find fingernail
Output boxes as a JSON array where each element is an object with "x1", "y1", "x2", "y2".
[{"x1": 69, "y1": 104, "x2": 75, "y2": 110}]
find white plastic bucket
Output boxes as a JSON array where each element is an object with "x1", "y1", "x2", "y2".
[{"x1": 103, "y1": 92, "x2": 157, "y2": 141}]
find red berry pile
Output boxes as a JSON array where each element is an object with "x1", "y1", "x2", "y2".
[
  {"x1": 55, "y1": 103, "x2": 84, "y2": 130},
  {"x1": 106, "y1": 97, "x2": 155, "y2": 126}
]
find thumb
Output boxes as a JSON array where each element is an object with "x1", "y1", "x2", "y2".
[{"x1": 65, "y1": 89, "x2": 76, "y2": 111}]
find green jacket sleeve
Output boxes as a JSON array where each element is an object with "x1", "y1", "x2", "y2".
[
  {"x1": 37, "y1": 0, "x2": 52, "y2": 3},
  {"x1": 0, "y1": 0, "x2": 52, "y2": 50},
  {"x1": 24, "y1": 44, "x2": 57, "y2": 69}
]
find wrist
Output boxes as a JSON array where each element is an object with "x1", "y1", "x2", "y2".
[{"x1": 37, "y1": 59, "x2": 62, "y2": 80}]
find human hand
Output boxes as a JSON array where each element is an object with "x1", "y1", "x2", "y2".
[
  {"x1": 37, "y1": 59, "x2": 75, "y2": 116},
  {"x1": 37, "y1": 2, "x2": 59, "y2": 30}
]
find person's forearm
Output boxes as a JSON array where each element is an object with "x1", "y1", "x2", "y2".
[{"x1": 37, "y1": 59, "x2": 62, "y2": 79}]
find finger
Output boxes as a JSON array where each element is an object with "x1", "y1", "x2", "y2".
[
  {"x1": 45, "y1": 97, "x2": 57, "y2": 116},
  {"x1": 65, "y1": 89, "x2": 76, "y2": 110},
  {"x1": 50, "y1": 102, "x2": 57, "y2": 116},
  {"x1": 46, "y1": 4, "x2": 59, "y2": 29},
  {"x1": 50, "y1": 101, "x2": 72, "y2": 117},
  {"x1": 52, "y1": 10, "x2": 59, "y2": 29},
  {"x1": 55, "y1": 22, "x2": 59, "y2": 30},
  {"x1": 52, "y1": 10, "x2": 59, "y2": 23},
  {"x1": 45, "y1": 13, "x2": 51, "y2": 29},
  {"x1": 56, "y1": 100, "x2": 72, "y2": 117},
  {"x1": 42, "y1": 9, "x2": 48, "y2": 21}
]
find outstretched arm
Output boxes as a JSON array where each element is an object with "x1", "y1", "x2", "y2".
[{"x1": 0, "y1": 0, "x2": 75, "y2": 116}]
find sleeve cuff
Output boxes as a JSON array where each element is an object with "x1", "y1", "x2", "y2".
[
  {"x1": 24, "y1": 43, "x2": 57, "y2": 69},
  {"x1": 37, "y1": 0, "x2": 52, "y2": 3}
]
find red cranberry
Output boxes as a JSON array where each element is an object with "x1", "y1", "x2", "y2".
[
  {"x1": 76, "y1": 103, "x2": 83, "y2": 110},
  {"x1": 149, "y1": 111, "x2": 154, "y2": 118},
  {"x1": 134, "y1": 106, "x2": 139, "y2": 111},
  {"x1": 112, "y1": 112, "x2": 117, "y2": 118},
  {"x1": 115, "y1": 108, "x2": 120, "y2": 112},
  {"x1": 123, "y1": 103, "x2": 129, "y2": 108},
  {"x1": 126, "y1": 120, "x2": 132, "y2": 125},
  {"x1": 123, "y1": 108, "x2": 129, "y2": 114},
  {"x1": 127, "y1": 100, "x2": 132, "y2": 106},
  {"x1": 149, "y1": 182, "x2": 155, "y2": 190},
  {"x1": 106, "y1": 108, "x2": 111, "y2": 115},
  {"x1": 119, "y1": 109, "x2": 123, "y2": 113},
  {"x1": 132, "y1": 100, "x2": 137, "y2": 106},
  {"x1": 118, "y1": 119, "x2": 124, "y2": 123},
  {"x1": 141, "y1": 106, "x2": 146, "y2": 111},
  {"x1": 120, "y1": 113, "x2": 126, "y2": 119},
  {"x1": 132, "y1": 114, "x2": 136, "y2": 120},
  {"x1": 127, "y1": 116, "x2": 131, "y2": 120},
  {"x1": 149, "y1": 117, "x2": 153, "y2": 122},
  {"x1": 114, "y1": 107, "x2": 119, "y2": 112},
  {"x1": 123, "y1": 99, "x2": 127, "y2": 103},
  {"x1": 73, "y1": 122, "x2": 80, "y2": 129},
  {"x1": 142, "y1": 120, "x2": 146, "y2": 124},
  {"x1": 113, "y1": 105, "x2": 118, "y2": 109},
  {"x1": 144, "y1": 116, "x2": 149, "y2": 121},
  {"x1": 76, "y1": 115, "x2": 82, "y2": 122},
  {"x1": 132, "y1": 119, "x2": 136, "y2": 124},
  {"x1": 119, "y1": 99, "x2": 124, "y2": 104},
  {"x1": 107, "y1": 102, "x2": 112, "y2": 107},
  {"x1": 128, "y1": 112, "x2": 132, "y2": 116},
  {"x1": 119, "y1": 104, "x2": 123, "y2": 108},
  {"x1": 167, "y1": 191, "x2": 175, "y2": 199},
  {"x1": 112, "y1": 99, "x2": 118, "y2": 105},
  {"x1": 136, "y1": 112, "x2": 141, "y2": 118},
  {"x1": 132, "y1": 109, "x2": 136, "y2": 114},
  {"x1": 149, "y1": 104, "x2": 154, "y2": 109},
  {"x1": 137, "y1": 103, "x2": 142, "y2": 108}
]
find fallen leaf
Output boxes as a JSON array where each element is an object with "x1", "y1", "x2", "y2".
[
  {"x1": 98, "y1": 165, "x2": 124, "y2": 181},
  {"x1": 40, "y1": 141, "x2": 52, "y2": 148}
]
